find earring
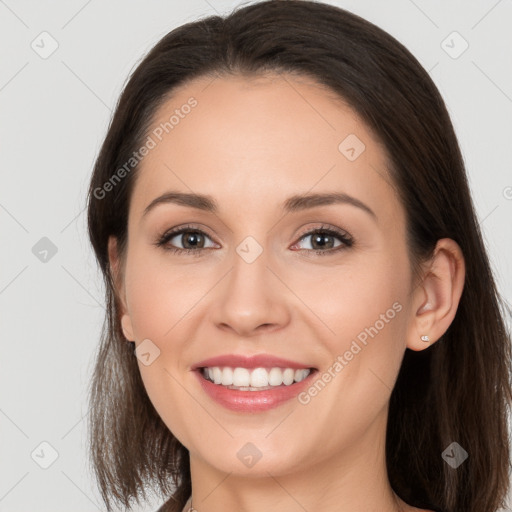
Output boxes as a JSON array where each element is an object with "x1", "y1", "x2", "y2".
[{"x1": 420, "y1": 335, "x2": 430, "y2": 342}]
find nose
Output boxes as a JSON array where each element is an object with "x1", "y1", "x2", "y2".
[{"x1": 209, "y1": 248, "x2": 291, "y2": 338}]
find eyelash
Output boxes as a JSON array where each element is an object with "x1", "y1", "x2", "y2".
[{"x1": 154, "y1": 223, "x2": 354, "y2": 257}]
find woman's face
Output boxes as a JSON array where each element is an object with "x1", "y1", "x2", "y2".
[{"x1": 113, "y1": 73, "x2": 423, "y2": 477}]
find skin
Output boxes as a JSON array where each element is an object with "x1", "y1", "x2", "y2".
[{"x1": 108, "y1": 72, "x2": 465, "y2": 512}]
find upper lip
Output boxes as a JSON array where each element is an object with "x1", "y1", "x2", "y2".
[{"x1": 191, "y1": 354, "x2": 316, "y2": 371}]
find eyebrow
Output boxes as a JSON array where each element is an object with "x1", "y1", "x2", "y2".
[{"x1": 142, "y1": 191, "x2": 377, "y2": 221}]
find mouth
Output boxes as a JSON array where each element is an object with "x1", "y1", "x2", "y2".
[
  {"x1": 191, "y1": 354, "x2": 318, "y2": 412},
  {"x1": 197, "y1": 365, "x2": 316, "y2": 391}
]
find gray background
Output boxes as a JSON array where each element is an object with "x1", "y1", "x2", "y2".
[{"x1": 1, "y1": 0, "x2": 511, "y2": 511}]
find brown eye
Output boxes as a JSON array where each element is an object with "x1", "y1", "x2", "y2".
[
  {"x1": 155, "y1": 226, "x2": 217, "y2": 255},
  {"x1": 175, "y1": 230, "x2": 207, "y2": 250},
  {"x1": 292, "y1": 226, "x2": 354, "y2": 255},
  {"x1": 155, "y1": 224, "x2": 354, "y2": 256}
]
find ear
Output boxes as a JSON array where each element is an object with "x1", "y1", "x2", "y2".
[
  {"x1": 406, "y1": 238, "x2": 465, "y2": 351},
  {"x1": 108, "y1": 236, "x2": 134, "y2": 342}
]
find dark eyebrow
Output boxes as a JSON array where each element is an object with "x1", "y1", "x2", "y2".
[
  {"x1": 143, "y1": 191, "x2": 217, "y2": 217},
  {"x1": 283, "y1": 192, "x2": 376, "y2": 220},
  {"x1": 142, "y1": 191, "x2": 377, "y2": 221}
]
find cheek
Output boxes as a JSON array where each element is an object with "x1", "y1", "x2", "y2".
[
  {"x1": 123, "y1": 250, "x2": 199, "y2": 443},
  {"x1": 123, "y1": 246, "x2": 198, "y2": 341},
  {"x1": 292, "y1": 260, "x2": 409, "y2": 452},
  {"x1": 308, "y1": 249, "x2": 410, "y2": 387},
  {"x1": 299, "y1": 253, "x2": 408, "y2": 342}
]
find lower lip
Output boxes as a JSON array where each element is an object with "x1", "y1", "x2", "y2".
[{"x1": 194, "y1": 369, "x2": 317, "y2": 412}]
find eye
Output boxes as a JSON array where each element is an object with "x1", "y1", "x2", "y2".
[
  {"x1": 155, "y1": 224, "x2": 217, "y2": 256},
  {"x1": 154, "y1": 223, "x2": 354, "y2": 256},
  {"x1": 291, "y1": 224, "x2": 354, "y2": 255}
]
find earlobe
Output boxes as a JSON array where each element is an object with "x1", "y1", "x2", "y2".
[
  {"x1": 107, "y1": 236, "x2": 135, "y2": 342},
  {"x1": 120, "y1": 313, "x2": 135, "y2": 342},
  {"x1": 406, "y1": 238, "x2": 465, "y2": 352}
]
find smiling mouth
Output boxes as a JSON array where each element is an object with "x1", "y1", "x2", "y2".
[{"x1": 198, "y1": 366, "x2": 317, "y2": 391}]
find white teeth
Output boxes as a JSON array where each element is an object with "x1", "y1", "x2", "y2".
[
  {"x1": 201, "y1": 366, "x2": 312, "y2": 388},
  {"x1": 250, "y1": 368, "x2": 269, "y2": 387},
  {"x1": 282, "y1": 368, "x2": 295, "y2": 385},
  {"x1": 268, "y1": 367, "x2": 283, "y2": 386},
  {"x1": 221, "y1": 367, "x2": 233, "y2": 386},
  {"x1": 294, "y1": 368, "x2": 305, "y2": 382},
  {"x1": 232, "y1": 367, "x2": 250, "y2": 387},
  {"x1": 212, "y1": 367, "x2": 222, "y2": 385}
]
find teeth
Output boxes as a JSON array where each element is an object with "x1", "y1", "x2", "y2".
[
  {"x1": 283, "y1": 368, "x2": 295, "y2": 385},
  {"x1": 221, "y1": 367, "x2": 234, "y2": 386},
  {"x1": 201, "y1": 366, "x2": 311, "y2": 388},
  {"x1": 212, "y1": 367, "x2": 222, "y2": 385},
  {"x1": 250, "y1": 367, "x2": 268, "y2": 387},
  {"x1": 268, "y1": 367, "x2": 283, "y2": 386},
  {"x1": 233, "y1": 367, "x2": 250, "y2": 387}
]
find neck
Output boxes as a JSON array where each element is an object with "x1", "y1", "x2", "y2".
[{"x1": 184, "y1": 407, "x2": 410, "y2": 512}]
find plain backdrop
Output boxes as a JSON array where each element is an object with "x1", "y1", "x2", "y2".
[{"x1": 1, "y1": 0, "x2": 511, "y2": 511}]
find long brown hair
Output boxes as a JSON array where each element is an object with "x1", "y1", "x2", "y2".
[{"x1": 86, "y1": 1, "x2": 512, "y2": 511}]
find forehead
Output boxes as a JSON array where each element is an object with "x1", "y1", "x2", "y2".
[{"x1": 130, "y1": 72, "x2": 397, "y2": 221}]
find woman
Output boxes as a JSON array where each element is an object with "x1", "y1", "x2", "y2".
[{"x1": 86, "y1": 1, "x2": 512, "y2": 511}]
